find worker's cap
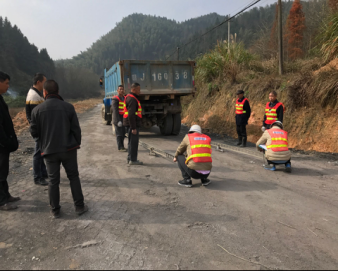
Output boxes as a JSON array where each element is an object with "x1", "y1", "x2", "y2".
[
  {"x1": 189, "y1": 125, "x2": 202, "y2": 134},
  {"x1": 271, "y1": 121, "x2": 284, "y2": 129},
  {"x1": 236, "y1": 90, "x2": 244, "y2": 95}
]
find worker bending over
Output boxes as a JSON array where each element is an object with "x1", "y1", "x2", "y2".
[
  {"x1": 256, "y1": 121, "x2": 291, "y2": 172},
  {"x1": 174, "y1": 125, "x2": 212, "y2": 188},
  {"x1": 235, "y1": 89, "x2": 251, "y2": 147},
  {"x1": 262, "y1": 91, "x2": 285, "y2": 131},
  {"x1": 112, "y1": 85, "x2": 126, "y2": 152}
]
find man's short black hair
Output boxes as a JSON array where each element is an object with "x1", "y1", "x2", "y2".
[
  {"x1": 270, "y1": 91, "x2": 278, "y2": 96},
  {"x1": 44, "y1": 80, "x2": 59, "y2": 94},
  {"x1": 118, "y1": 85, "x2": 124, "y2": 88},
  {"x1": 131, "y1": 83, "x2": 140, "y2": 89},
  {"x1": 0, "y1": 71, "x2": 10, "y2": 82},
  {"x1": 33, "y1": 73, "x2": 46, "y2": 85}
]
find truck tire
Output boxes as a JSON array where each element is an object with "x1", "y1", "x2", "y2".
[
  {"x1": 172, "y1": 113, "x2": 181, "y2": 136},
  {"x1": 160, "y1": 114, "x2": 173, "y2": 136},
  {"x1": 101, "y1": 105, "x2": 111, "y2": 125}
]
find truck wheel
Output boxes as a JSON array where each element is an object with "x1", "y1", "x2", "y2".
[
  {"x1": 101, "y1": 105, "x2": 111, "y2": 125},
  {"x1": 172, "y1": 114, "x2": 181, "y2": 135},
  {"x1": 160, "y1": 114, "x2": 173, "y2": 136}
]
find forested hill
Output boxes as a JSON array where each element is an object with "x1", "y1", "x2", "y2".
[
  {"x1": 0, "y1": 17, "x2": 55, "y2": 95},
  {"x1": 64, "y1": 0, "x2": 325, "y2": 75}
]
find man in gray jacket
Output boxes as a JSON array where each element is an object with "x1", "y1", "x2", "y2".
[
  {"x1": 30, "y1": 80, "x2": 88, "y2": 218},
  {"x1": 112, "y1": 85, "x2": 126, "y2": 151}
]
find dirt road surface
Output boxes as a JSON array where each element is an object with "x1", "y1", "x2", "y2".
[{"x1": 1, "y1": 105, "x2": 338, "y2": 270}]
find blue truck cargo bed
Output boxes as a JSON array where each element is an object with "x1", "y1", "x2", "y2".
[{"x1": 104, "y1": 60, "x2": 195, "y2": 98}]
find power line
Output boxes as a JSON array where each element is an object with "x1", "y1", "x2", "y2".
[{"x1": 166, "y1": 0, "x2": 262, "y2": 60}]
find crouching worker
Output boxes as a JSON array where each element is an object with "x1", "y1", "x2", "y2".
[
  {"x1": 256, "y1": 121, "x2": 292, "y2": 172},
  {"x1": 173, "y1": 125, "x2": 212, "y2": 188}
]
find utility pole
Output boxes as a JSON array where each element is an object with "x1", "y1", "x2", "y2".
[
  {"x1": 228, "y1": 14, "x2": 231, "y2": 50},
  {"x1": 177, "y1": 47, "x2": 180, "y2": 61},
  {"x1": 278, "y1": 0, "x2": 284, "y2": 75}
]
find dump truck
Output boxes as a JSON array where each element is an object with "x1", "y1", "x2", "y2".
[{"x1": 101, "y1": 60, "x2": 196, "y2": 135}]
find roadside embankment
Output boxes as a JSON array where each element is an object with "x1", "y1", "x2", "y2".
[
  {"x1": 11, "y1": 98, "x2": 102, "y2": 135},
  {"x1": 182, "y1": 59, "x2": 338, "y2": 153}
]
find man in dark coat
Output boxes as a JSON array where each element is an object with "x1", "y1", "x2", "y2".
[
  {"x1": 0, "y1": 71, "x2": 20, "y2": 211},
  {"x1": 30, "y1": 80, "x2": 88, "y2": 219},
  {"x1": 123, "y1": 83, "x2": 143, "y2": 165},
  {"x1": 112, "y1": 85, "x2": 126, "y2": 151},
  {"x1": 235, "y1": 90, "x2": 251, "y2": 147}
]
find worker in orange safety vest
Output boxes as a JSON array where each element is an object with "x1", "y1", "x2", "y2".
[
  {"x1": 256, "y1": 121, "x2": 292, "y2": 172},
  {"x1": 235, "y1": 89, "x2": 251, "y2": 147},
  {"x1": 112, "y1": 85, "x2": 126, "y2": 152},
  {"x1": 262, "y1": 91, "x2": 285, "y2": 131},
  {"x1": 174, "y1": 125, "x2": 212, "y2": 188}
]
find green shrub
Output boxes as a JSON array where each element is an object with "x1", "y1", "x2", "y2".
[
  {"x1": 319, "y1": 12, "x2": 338, "y2": 62},
  {"x1": 3, "y1": 95, "x2": 26, "y2": 108}
]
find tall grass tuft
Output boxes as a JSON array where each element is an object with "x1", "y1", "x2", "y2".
[
  {"x1": 196, "y1": 41, "x2": 255, "y2": 84},
  {"x1": 320, "y1": 12, "x2": 338, "y2": 62}
]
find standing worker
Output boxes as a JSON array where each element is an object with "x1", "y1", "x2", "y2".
[
  {"x1": 99, "y1": 78, "x2": 103, "y2": 89},
  {"x1": 262, "y1": 91, "x2": 285, "y2": 131},
  {"x1": 112, "y1": 85, "x2": 126, "y2": 152},
  {"x1": 26, "y1": 73, "x2": 48, "y2": 186},
  {"x1": 235, "y1": 90, "x2": 251, "y2": 147},
  {"x1": 30, "y1": 80, "x2": 88, "y2": 218},
  {"x1": 123, "y1": 83, "x2": 143, "y2": 165},
  {"x1": 173, "y1": 125, "x2": 212, "y2": 188},
  {"x1": 0, "y1": 71, "x2": 20, "y2": 211}
]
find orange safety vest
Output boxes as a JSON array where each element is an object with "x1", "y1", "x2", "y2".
[
  {"x1": 185, "y1": 133, "x2": 212, "y2": 164},
  {"x1": 123, "y1": 94, "x2": 142, "y2": 119},
  {"x1": 267, "y1": 129, "x2": 289, "y2": 152},
  {"x1": 236, "y1": 98, "x2": 249, "y2": 115},
  {"x1": 113, "y1": 96, "x2": 125, "y2": 115},
  {"x1": 264, "y1": 102, "x2": 284, "y2": 125}
]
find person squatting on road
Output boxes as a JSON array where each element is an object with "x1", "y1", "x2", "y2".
[
  {"x1": 235, "y1": 89, "x2": 251, "y2": 148},
  {"x1": 30, "y1": 80, "x2": 88, "y2": 219},
  {"x1": 174, "y1": 125, "x2": 212, "y2": 188},
  {"x1": 112, "y1": 85, "x2": 126, "y2": 152},
  {"x1": 256, "y1": 121, "x2": 292, "y2": 172},
  {"x1": 123, "y1": 82, "x2": 143, "y2": 165},
  {"x1": 262, "y1": 91, "x2": 285, "y2": 132},
  {"x1": 26, "y1": 73, "x2": 49, "y2": 186},
  {"x1": 0, "y1": 71, "x2": 21, "y2": 211}
]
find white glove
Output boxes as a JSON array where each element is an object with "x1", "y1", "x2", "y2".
[
  {"x1": 261, "y1": 126, "x2": 266, "y2": 132},
  {"x1": 118, "y1": 121, "x2": 123, "y2": 127}
]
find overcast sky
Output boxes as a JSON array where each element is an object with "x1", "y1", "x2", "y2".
[{"x1": 0, "y1": 0, "x2": 277, "y2": 60}]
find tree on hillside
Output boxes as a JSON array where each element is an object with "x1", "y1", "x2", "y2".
[
  {"x1": 329, "y1": 0, "x2": 338, "y2": 12},
  {"x1": 285, "y1": 0, "x2": 306, "y2": 60}
]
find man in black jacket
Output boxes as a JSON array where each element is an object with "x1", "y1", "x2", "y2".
[
  {"x1": 112, "y1": 85, "x2": 126, "y2": 151},
  {"x1": 30, "y1": 80, "x2": 88, "y2": 218},
  {"x1": 123, "y1": 83, "x2": 143, "y2": 165},
  {"x1": 235, "y1": 90, "x2": 251, "y2": 147},
  {"x1": 0, "y1": 71, "x2": 20, "y2": 211}
]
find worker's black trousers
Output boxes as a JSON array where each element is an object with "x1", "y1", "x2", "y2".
[
  {"x1": 114, "y1": 125, "x2": 126, "y2": 150},
  {"x1": 44, "y1": 150, "x2": 84, "y2": 213},
  {"x1": 0, "y1": 151, "x2": 11, "y2": 206},
  {"x1": 128, "y1": 128, "x2": 139, "y2": 162},
  {"x1": 177, "y1": 155, "x2": 210, "y2": 180},
  {"x1": 236, "y1": 124, "x2": 247, "y2": 139}
]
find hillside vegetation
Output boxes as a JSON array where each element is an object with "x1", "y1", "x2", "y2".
[{"x1": 182, "y1": 1, "x2": 338, "y2": 153}]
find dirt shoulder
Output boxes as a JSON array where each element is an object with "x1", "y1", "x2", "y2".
[{"x1": 11, "y1": 98, "x2": 102, "y2": 135}]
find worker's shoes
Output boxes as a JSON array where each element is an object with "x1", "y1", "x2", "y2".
[
  {"x1": 34, "y1": 178, "x2": 49, "y2": 186},
  {"x1": 76, "y1": 205, "x2": 89, "y2": 216},
  {"x1": 285, "y1": 163, "x2": 292, "y2": 173},
  {"x1": 240, "y1": 137, "x2": 247, "y2": 148},
  {"x1": 119, "y1": 148, "x2": 127, "y2": 152},
  {"x1": 51, "y1": 209, "x2": 61, "y2": 219},
  {"x1": 201, "y1": 179, "x2": 211, "y2": 186},
  {"x1": 178, "y1": 179, "x2": 192, "y2": 188},
  {"x1": 264, "y1": 165, "x2": 276, "y2": 171},
  {"x1": 129, "y1": 160, "x2": 143, "y2": 165},
  {"x1": 236, "y1": 137, "x2": 242, "y2": 146},
  {"x1": 0, "y1": 203, "x2": 18, "y2": 211}
]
